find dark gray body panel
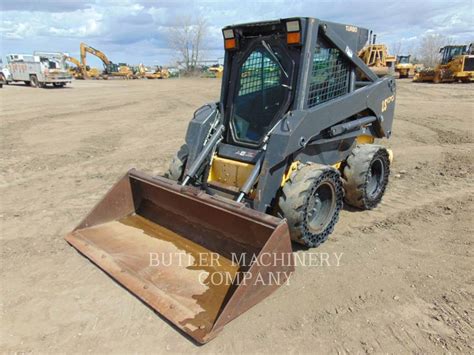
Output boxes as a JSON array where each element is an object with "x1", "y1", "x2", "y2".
[
  {"x1": 254, "y1": 75, "x2": 395, "y2": 211},
  {"x1": 184, "y1": 103, "x2": 219, "y2": 176}
]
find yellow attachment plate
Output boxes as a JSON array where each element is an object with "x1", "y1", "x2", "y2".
[
  {"x1": 281, "y1": 161, "x2": 299, "y2": 187},
  {"x1": 356, "y1": 135, "x2": 375, "y2": 145},
  {"x1": 207, "y1": 156, "x2": 254, "y2": 191}
]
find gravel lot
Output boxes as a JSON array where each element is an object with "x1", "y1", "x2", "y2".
[{"x1": 1, "y1": 79, "x2": 473, "y2": 353}]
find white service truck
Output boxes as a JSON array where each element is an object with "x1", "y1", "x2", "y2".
[
  {"x1": 5, "y1": 52, "x2": 72, "y2": 88},
  {"x1": 0, "y1": 59, "x2": 10, "y2": 88}
]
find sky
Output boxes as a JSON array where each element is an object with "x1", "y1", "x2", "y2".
[{"x1": 1, "y1": 0, "x2": 473, "y2": 68}]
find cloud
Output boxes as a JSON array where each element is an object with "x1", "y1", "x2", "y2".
[
  {"x1": 1, "y1": 0, "x2": 94, "y2": 12},
  {"x1": 1, "y1": 0, "x2": 473, "y2": 65},
  {"x1": 0, "y1": 21, "x2": 37, "y2": 39}
]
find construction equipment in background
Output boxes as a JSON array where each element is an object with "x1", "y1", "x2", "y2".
[
  {"x1": 207, "y1": 64, "x2": 224, "y2": 78},
  {"x1": 64, "y1": 55, "x2": 101, "y2": 79},
  {"x1": 414, "y1": 43, "x2": 474, "y2": 83},
  {"x1": 64, "y1": 55, "x2": 84, "y2": 78},
  {"x1": 136, "y1": 63, "x2": 169, "y2": 79},
  {"x1": 5, "y1": 52, "x2": 72, "y2": 88},
  {"x1": 358, "y1": 34, "x2": 396, "y2": 78},
  {"x1": 160, "y1": 67, "x2": 170, "y2": 79},
  {"x1": 395, "y1": 55, "x2": 415, "y2": 78},
  {"x1": 80, "y1": 42, "x2": 134, "y2": 79},
  {"x1": 66, "y1": 17, "x2": 396, "y2": 343},
  {"x1": 413, "y1": 63, "x2": 425, "y2": 74}
]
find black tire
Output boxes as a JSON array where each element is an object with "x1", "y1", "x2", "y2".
[
  {"x1": 343, "y1": 144, "x2": 390, "y2": 210},
  {"x1": 24, "y1": 81, "x2": 30, "y2": 86},
  {"x1": 53, "y1": 83, "x2": 65, "y2": 88},
  {"x1": 164, "y1": 144, "x2": 189, "y2": 181},
  {"x1": 278, "y1": 164, "x2": 344, "y2": 248},
  {"x1": 30, "y1": 75, "x2": 39, "y2": 88}
]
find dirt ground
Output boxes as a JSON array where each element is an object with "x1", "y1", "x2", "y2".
[{"x1": 1, "y1": 78, "x2": 473, "y2": 353}]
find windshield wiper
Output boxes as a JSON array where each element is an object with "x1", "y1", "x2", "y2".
[{"x1": 261, "y1": 40, "x2": 289, "y2": 78}]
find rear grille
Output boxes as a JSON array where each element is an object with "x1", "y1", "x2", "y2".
[
  {"x1": 307, "y1": 47, "x2": 349, "y2": 108},
  {"x1": 464, "y1": 57, "x2": 474, "y2": 72}
]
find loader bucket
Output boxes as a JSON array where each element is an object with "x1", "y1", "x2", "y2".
[{"x1": 65, "y1": 169, "x2": 294, "y2": 344}]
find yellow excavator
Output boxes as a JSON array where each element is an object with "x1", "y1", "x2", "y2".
[
  {"x1": 80, "y1": 42, "x2": 134, "y2": 79},
  {"x1": 414, "y1": 43, "x2": 474, "y2": 83},
  {"x1": 64, "y1": 55, "x2": 100, "y2": 79},
  {"x1": 64, "y1": 55, "x2": 83, "y2": 78},
  {"x1": 358, "y1": 35, "x2": 396, "y2": 78}
]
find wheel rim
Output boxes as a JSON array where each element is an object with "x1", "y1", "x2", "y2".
[
  {"x1": 366, "y1": 157, "x2": 384, "y2": 199},
  {"x1": 307, "y1": 182, "x2": 336, "y2": 233}
]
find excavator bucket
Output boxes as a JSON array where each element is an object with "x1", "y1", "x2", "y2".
[{"x1": 65, "y1": 169, "x2": 294, "y2": 343}]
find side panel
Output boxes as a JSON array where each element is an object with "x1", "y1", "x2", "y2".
[
  {"x1": 254, "y1": 76, "x2": 395, "y2": 212},
  {"x1": 9, "y1": 62, "x2": 41, "y2": 81},
  {"x1": 323, "y1": 20, "x2": 369, "y2": 53},
  {"x1": 296, "y1": 138, "x2": 356, "y2": 166},
  {"x1": 184, "y1": 103, "x2": 220, "y2": 174}
]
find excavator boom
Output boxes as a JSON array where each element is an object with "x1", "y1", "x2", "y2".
[
  {"x1": 80, "y1": 42, "x2": 111, "y2": 67},
  {"x1": 64, "y1": 54, "x2": 87, "y2": 79}
]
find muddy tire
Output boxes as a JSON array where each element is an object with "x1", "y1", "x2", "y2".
[
  {"x1": 343, "y1": 144, "x2": 390, "y2": 210},
  {"x1": 278, "y1": 164, "x2": 344, "y2": 248},
  {"x1": 30, "y1": 75, "x2": 39, "y2": 88},
  {"x1": 164, "y1": 144, "x2": 189, "y2": 182}
]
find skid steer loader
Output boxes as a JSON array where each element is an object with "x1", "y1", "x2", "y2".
[{"x1": 66, "y1": 17, "x2": 396, "y2": 344}]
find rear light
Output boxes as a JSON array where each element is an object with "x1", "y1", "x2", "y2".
[
  {"x1": 222, "y1": 28, "x2": 238, "y2": 50},
  {"x1": 286, "y1": 20, "x2": 302, "y2": 46},
  {"x1": 223, "y1": 29, "x2": 234, "y2": 39},
  {"x1": 286, "y1": 20, "x2": 300, "y2": 32},
  {"x1": 287, "y1": 32, "x2": 301, "y2": 44},
  {"x1": 225, "y1": 38, "x2": 236, "y2": 50}
]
